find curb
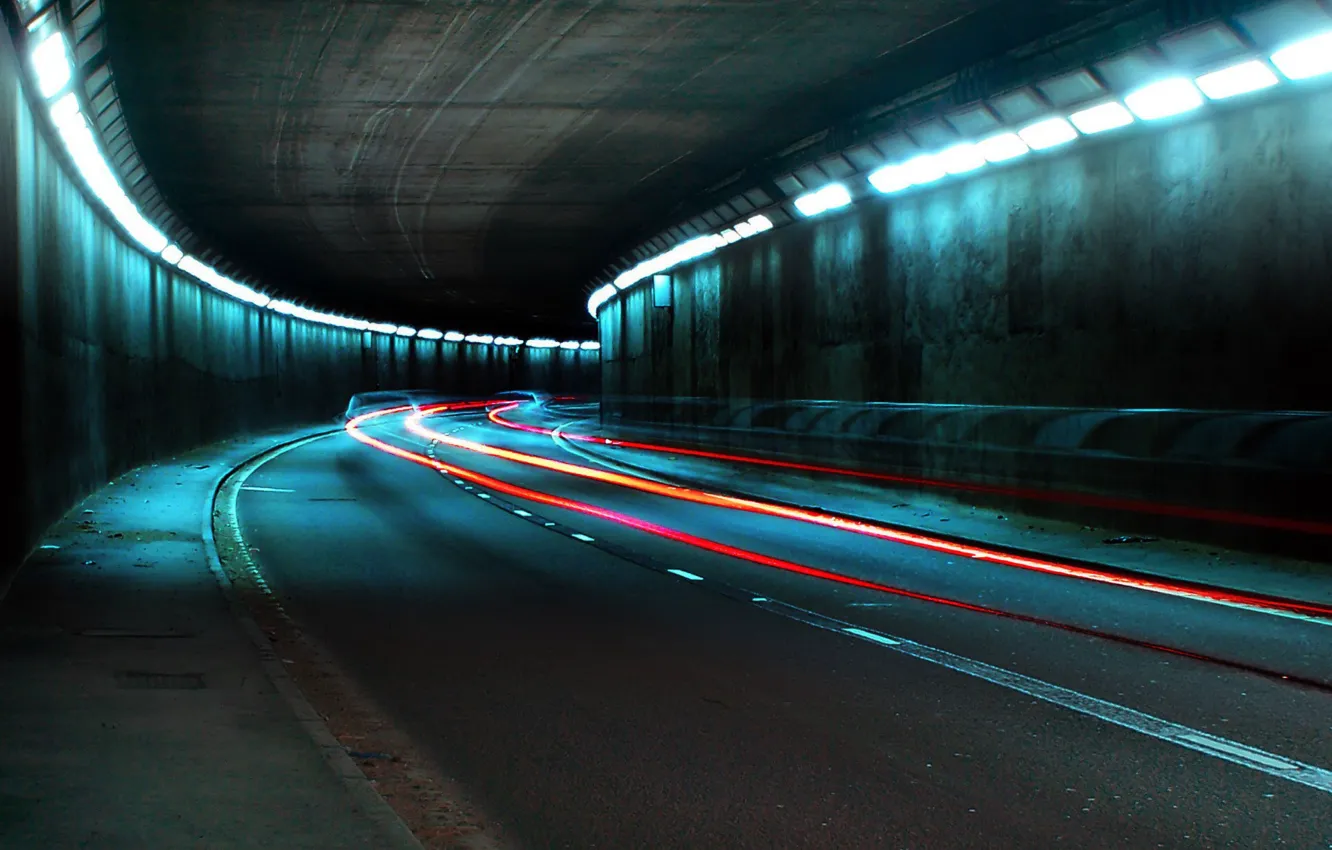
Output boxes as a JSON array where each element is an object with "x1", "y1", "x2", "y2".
[{"x1": 201, "y1": 427, "x2": 426, "y2": 850}]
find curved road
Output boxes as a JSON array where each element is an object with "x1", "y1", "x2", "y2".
[{"x1": 231, "y1": 402, "x2": 1332, "y2": 848}]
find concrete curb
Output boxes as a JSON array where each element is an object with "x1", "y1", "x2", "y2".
[{"x1": 201, "y1": 427, "x2": 426, "y2": 850}]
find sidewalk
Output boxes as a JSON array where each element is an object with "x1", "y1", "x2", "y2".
[
  {"x1": 545, "y1": 414, "x2": 1332, "y2": 608},
  {"x1": 0, "y1": 428, "x2": 420, "y2": 850}
]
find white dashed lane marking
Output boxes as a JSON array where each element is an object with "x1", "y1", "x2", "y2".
[
  {"x1": 667, "y1": 569, "x2": 704, "y2": 581},
  {"x1": 419, "y1": 414, "x2": 1332, "y2": 796}
]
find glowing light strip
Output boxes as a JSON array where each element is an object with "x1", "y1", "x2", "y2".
[
  {"x1": 29, "y1": 31, "x2": 593, "y2": 350},
  {"x1": 588, "y1": 27, "x2": 1332, "y2": 318},
  {"x1": 466, "y1": 404, "x2": 1332, "y2": 621},
  {"x1": 345, "y1": 404, "x2": 1332, "y2": 691}
]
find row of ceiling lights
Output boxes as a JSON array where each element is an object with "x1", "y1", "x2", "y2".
[
  {"x1": 798, "y1": 32, "x2": 1329, "y2": 215},
  {"x1": 586, "y1": 1, "x2": 1332, "y2": 319},
  {"x1": 23, "y1": 14, "x2": 599, "y2": 353},
  {"x1": 585, "y1": 212, "x2": 775, "y2": 316}
]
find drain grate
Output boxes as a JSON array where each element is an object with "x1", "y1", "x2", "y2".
[{"x1": 114, "y1": 671, "x2": 206, "y2": 690}]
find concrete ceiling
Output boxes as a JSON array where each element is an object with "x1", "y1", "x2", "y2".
[{"x1": 101, "y1": 0, "x2": 1088, "y2": 335}]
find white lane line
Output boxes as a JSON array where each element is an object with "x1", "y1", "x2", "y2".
[
  {"x1": 477, "y1": 493, "x2": 491, "y2": 500},
  {"x1": 842, "y1": 622, "x2": 1332, "y2": 793},
  {"x1": 40, "y1": 544, "x2": 60, "y2": 550},
  {"x1": 513, "y1": 510, "x2": 532, "y2": 518},
  {"x1": 451, "y1": 417, "x2": 1332, "y2": 794},
  {"x1": 749, "y1": 598, "x2": 1332, "y2": 793},
  {"x1": 241, "y1": 486, "x2": 295, "y2": 493},
  {"x1": 571, "y1": 533, "x2": 595, "y2": 542},
  {"x1": 1178, "y1": 734, "x2": 1300, "y2": 771},
  {"x1": 843, "y1": 627, "x2": 900, "y2": 646}
]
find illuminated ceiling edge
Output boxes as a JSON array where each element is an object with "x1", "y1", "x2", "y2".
[
  {"x1": 12, "y1": 0, "x2": 599, "y2": 352},
  {"x1": 587, "y1": 1, "x2": 1332, "y2": 321}
]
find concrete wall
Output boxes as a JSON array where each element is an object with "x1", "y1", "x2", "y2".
[
  {"x1": 0, "y1": 32, "x2": 597, "y2": 571},
  {"x1": 601, "y1": 87, "x2": 1332, "y2": 412}
]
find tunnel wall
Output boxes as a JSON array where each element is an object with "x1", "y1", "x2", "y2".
[
  {"x1": 0, "y1": 33, "x2": 596, "y2": 572},
  {"x1": 601, "y1": 88, "x2": 1332, "y2": 411},
  {"x1": 598, "y1": 87, "x2": 1332, "y2": 555}
]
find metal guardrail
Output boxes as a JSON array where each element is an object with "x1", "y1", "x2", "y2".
[{"x1": 601, "y1": 397, "x2": 1332, "y2": 472}]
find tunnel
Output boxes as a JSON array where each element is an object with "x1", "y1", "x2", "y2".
[{"x1": 2, "y1": 0, "x2": 1330, "y2": 847}]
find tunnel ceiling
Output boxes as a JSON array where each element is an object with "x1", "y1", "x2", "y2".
[{"x1": 102, "y1": 0, "x2": 1094, "y2": 334}]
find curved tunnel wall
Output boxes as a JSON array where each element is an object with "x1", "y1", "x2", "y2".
[
  {"x1": 597, "y1": 85, "x2": 1332, "y2": 554},
  {"x1": 600, "y1": 87, "x2": 1332, "y2": 411},
  {"x1": 0, "y1": 33, "x2": 597, "y2": 571}
]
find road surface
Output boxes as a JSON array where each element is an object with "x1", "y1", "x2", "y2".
[{"x1": 229, "y1": 401, "x2": 1332, "y2": 848}]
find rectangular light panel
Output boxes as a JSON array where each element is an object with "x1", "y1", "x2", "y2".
[
  {"x1": 1017, "y1": 117, "x2": 1079, "y2": 150},
  {"x1": 976, "y1": 132, "x2": 1030, "y2": 163},
  {"x1": 1195, "y1": 59, "x2": 1280, "y2": 99},
  {"x1": 1068, "y1": 101, "x2": 1135, "y2": 134},
  {"x1": 1270, "y1": 31, "x2": 1332, "y2": 79},
  {"x1": 1123, "y1": 78, "x2": 1204, "y2": 120}
]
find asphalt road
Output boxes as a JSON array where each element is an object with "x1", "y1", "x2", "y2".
[{"x1": 234, "y1": 406, "x2": 1332, "y2": 848}]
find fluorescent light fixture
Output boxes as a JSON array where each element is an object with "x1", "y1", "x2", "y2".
[
  {"x1": 416, "y1": 328, "x2": 444, "y2": 340},
  {"x1": 1017, "y1": 116, "x2": 1079, "y2": 150},
  {"x1": 177, "y1": 255, "x2": 270, "y2": 307},
  {"x1": 525, "y1": 338, "x2": 560, "y2": 348},
  {"x1": 49, "y1": 90, "x2": 79, "y2": 126},
  {"x1": 720, "y1": 229, "x2": 741, "y2": 243},
  {"x1": 1123, "y1": 77, "x2": 1203, "y2": 120},
  {"x1": 1069, "y1": 100, "x2": 1135, "y2": 134},
  {"x1": 494, "y1": 336, "x2": 523, "y2": 346},
  {"x1": 793, "y1": 183, "x2": 852, "y2": 217},
  {"x1": 465, "y1": 333, "x2": 493, "y2": 344},
  {"x1": 49, "y1": 94, "x2": 169, "y2": 255},
  {"x1": 367, "y1": 322, "x2": 398, "y2": 334},
  {"x1": 31, "y1": 33, "x2": 72, "y2": 98},
  {"x1": 334, "y1": 315, "x2": 371, "y2": 331},
  {"x1": 587, "y1": 282, "x2": 617, "y2": 317},
  {"x1": 901, "y1": 153, "x2": 947, "y2": 185},
  {"x1": 612, "y1": 233, "x2": 725, "y2": 290},
  {"x1": 1271, "y1": 31, "x2": 1332, "y2": 80},
  {"x1": 734, "y1": 221, "x2": 756, "y2": 237},
  {"x1": 747, "y1": 214, "x2": 773, "y2": 232},
  {"x1": 976, "y1": 131, "x2": 1030, "y2": 163},
  {"x1": 395, "y1": 325, "x2": 417, "y2": 337},
  {"x1": 266, "y1": 300, "x2": 368, "y2": 330},
  {"x1": 559, "y1": 341, "x2": 580, "y2": 350},
  {"x1": 580, "y1": 341, "x2": 601, "y2": 351},
  {"x1": 160, "y1": 244, "x2": 184, "y2": 265},
  {"x1": 1195, "y1": 59, "x2": 1280, "y2": 99},
  {"x1": 443, "y1": 331, "x2": 465, "y2": 342},
  {"x1": 868, "y1": 163, "x2": 911, "y2": 194},
  {"x1": 937, "y1": 143, "x2": 986, "y2": 175}
]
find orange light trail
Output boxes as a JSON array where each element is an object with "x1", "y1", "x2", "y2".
[
  {"x1": 486, "y1": 403, "x2": 1332, "y2": 537},
  {"x1": 343, "y1": 403, "x2": 1331, "y2": 691},
  {"x1": 407, "y1": 404, "x2": 1332, "y2": 622}
]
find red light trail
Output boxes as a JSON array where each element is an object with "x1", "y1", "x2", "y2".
[
  {"x1": 487, "y1": 403, "x2": 1332, "y2": 537},
  {"x1": 406, "y1": 404, "x2": 1332, "y2": 623},
  {"x1": 344, "y1": 403, "x2": 1331, "y2": 691}
]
